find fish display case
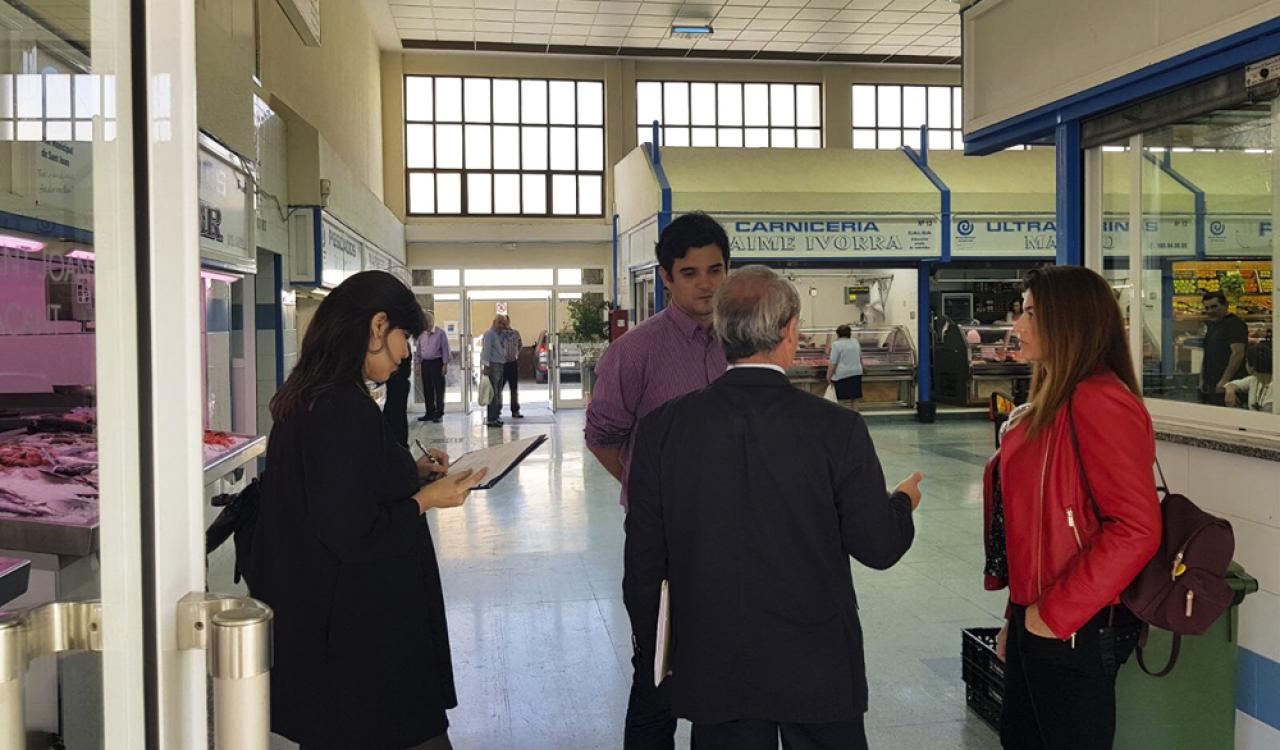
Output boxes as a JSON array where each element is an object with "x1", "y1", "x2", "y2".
[
  {"x1": 786, "y1": 325, "x2": 918, "y2": 407},
  {"x1": 934, "y1": 321, "x2": 1032, "y2": 406}
]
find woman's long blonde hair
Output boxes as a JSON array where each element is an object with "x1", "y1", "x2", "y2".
[{"x1": 1021, "y1": 266, "x2": 1141, "y2": 437}]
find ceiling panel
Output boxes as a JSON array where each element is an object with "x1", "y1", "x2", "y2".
[{"x1": 390, "y1": 0, "x2": 961, "y2": 62}]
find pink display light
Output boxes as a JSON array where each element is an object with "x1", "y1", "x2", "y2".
[
  {"x1": 0, "y1": 234, "x2": 46, "y2": 253},
  {"x1": 200, "y1": 268, "x2": 242, "y2": 284},
  {"x1": 67, "y1": 249, "x2": 96, "y2": 261}
]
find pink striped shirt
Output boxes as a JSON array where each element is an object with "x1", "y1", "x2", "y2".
[{"x1": 585, "y1": 304, "x2": 728, "y2": 509}]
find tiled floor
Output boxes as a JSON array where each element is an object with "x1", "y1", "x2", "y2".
[{"x1": 272, "y1": 406, "x2": 1005, "y2": 750}]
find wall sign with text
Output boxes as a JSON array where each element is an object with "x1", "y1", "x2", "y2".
[{"x1": 719, "y1": 216, "x2": 938, "y2": 260}]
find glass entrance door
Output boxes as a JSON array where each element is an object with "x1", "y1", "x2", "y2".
[{"x1": 465, "y1": 289, "x2": 553, "y2": 417}]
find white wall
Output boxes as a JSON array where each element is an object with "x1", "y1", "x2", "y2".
[
  {"x1": 785, "y1": 269, "x2": 920, "y2": 348},
  {"x1": 1155, "y1": 438, "x2": 1280, "y2": 750},
  {"x1": 963, "y1": 0, "x2": 1280, "y2": 134}
]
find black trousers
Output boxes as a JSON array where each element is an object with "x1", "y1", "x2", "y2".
[
  {"x1": 303, "y1": 730, "x2": 452, "y2": 750},
  {"x1": 1001, "y1": 604, "x2": 1140, "y2": 750},
  {"x1": 624, "y1": 635, "x2": 676, "y2": 750},
  {"x1": 420, "y1": 358, "x2": 445, "y2": 418},
  {"x1": 692, "y1": 717, "x2": 867, "y2": 750},
  {"x1": 503, "y1": 360, "x2": 520, "y2": 414}
]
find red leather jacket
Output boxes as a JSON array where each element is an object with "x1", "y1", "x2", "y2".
[{"x1": 983, "y1": 371, "x2": 1162, "y2": 639}]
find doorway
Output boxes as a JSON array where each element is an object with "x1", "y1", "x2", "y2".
[{"x1": 464, "y1": 289, "x2": 553, "y2": 416}]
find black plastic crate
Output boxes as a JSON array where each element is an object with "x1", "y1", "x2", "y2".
[{"x1": 962, "y1": 627, "x2": 1005, "y2": 732}]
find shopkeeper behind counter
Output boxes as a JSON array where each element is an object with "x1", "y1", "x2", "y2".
[{"x1": 827, "y1": 325, "x2": 864, "y2": 409}]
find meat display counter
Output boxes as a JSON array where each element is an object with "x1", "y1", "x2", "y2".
[
  {"x1": 0, "y1": 555, "x2": 30, "y2": 606},
  {"x1": 786, "y1": 326, "x2": 918, "y2": 407},
  {"x1": 934, "y1": 321, "x2": 1031, "y2": 406}
]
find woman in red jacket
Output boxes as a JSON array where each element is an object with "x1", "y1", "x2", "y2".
[{"x1": 987, "y1": 266, "x2": 1161, "y2": 749}]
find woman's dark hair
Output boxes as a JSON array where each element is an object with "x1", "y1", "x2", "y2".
[
  {"x1": 1009, "y1": 298, "x2": 1023, "y2": 313},
  {"x1": 655, "y1": 212, "x2": 730, "y2": 274},
  {"x1": 271, "y1": 271, "x2": 426, "y2": 422},
  {"x1": 836, "y1": 324, "x2": 852, "y2": 338},
  {"x1": 1021, "y1": 266, "x2": 1141, "y2": 437},
  {"x1": 1247, "y1": 342, "x2": 1273, "y2": 375}
]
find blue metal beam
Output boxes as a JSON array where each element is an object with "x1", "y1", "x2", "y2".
[
  {"x1": 1146, "y1": 151, "x2": 1207, "y2": 259},
  {"x1": 1055, "y1": 121, "x2": 1083, "y2": 266},
  {"x1": 649, "y1": 122, "x2": 673, "y2": 313}
]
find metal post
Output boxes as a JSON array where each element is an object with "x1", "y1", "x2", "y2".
[
  {"x1": 0, "y1": 613, "x2": 24, "y2": 750},
  {"x1": 178, "y1": 592, "x2": 274, "y2": 750}
]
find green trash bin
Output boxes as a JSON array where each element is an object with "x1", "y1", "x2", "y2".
[{"x1": 1115, "y1": 563, "x2": 1259, "y2": 750}]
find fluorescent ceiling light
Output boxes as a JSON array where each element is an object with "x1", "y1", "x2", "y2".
[
  {"x1": 0, "y1": 234, "x2": 46, "y2": 253},
  {"x1": 66, "y1": 250, "x2": 96, "y2": 261},
  {"x1": 671, "y1": 20, "x2": 713, "y2": 37}
]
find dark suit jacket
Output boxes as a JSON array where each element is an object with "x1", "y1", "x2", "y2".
[
  {"x1": 384, "y1": 356, "x2": 413, "y2": 448},
  {"x1": 248, "y1": 384, "x2": 455, "y2": 749},
  {"x1": 623, "y1": 366, "x2": 915, "y2": 725}
]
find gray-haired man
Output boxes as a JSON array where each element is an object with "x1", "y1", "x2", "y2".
[{"x1": 623, "y1": 265, "x2": 924, "y2": 750}]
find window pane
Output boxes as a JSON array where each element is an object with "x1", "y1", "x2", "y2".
[
  {"x1": 797, "y1": 84, "x2": 820, "y2": 128},
  {"x1": 493, "y1": 79, "x2": 520, "y2": 123},
  {"x1": 434, "y1": 270, "x2": 462, "y2": 287},
  {"x1": 852, "y1": 85, "x2": 876, "y2": 127},
  {"x1": 436, "y1": 124, "x2": 463, "y2": 168},
  {"x1": 494, "y1": 125, "x2": 520, "y2": 169},
  {"x1": 46, "y1": 120, "x2": 71, "y2": 140},
  {"x1": 437, "y1": 173, "x2": 462, "y2": 213},
  {"x1": 903, "y1": 86, "x2": 926, "y2": 128},
  {"x1": 953, "y1": 131, "x2": 965, "y2": 150},
  {"x1": 798, "y1": 129, "x2": 821, "y2": 148},
  {"x1": 436, "y1": 77, "x2": 462, "y2": 121},
  {"x1": 464, "y1": 124, "x2": 491, "y2": 169},
  {"x1": 770, "y1": 84, "x2": 795, "y2": 127},
  {"x1": 719, "y1": 127, "x2": 743, "y2": 147},
  {"x1": 549, "y1": 80, "x2": 576, "y2": 124},
  {"x1": 928, "y1": 86, "x2": 951, "y2": 128},
  {"x1": 954, "y1": 87, "x2": 963, "y2": 128},
  {"x1": 46, "y1": 74, "x2": 71, "y2": 118},
  {"x1": 771, "y1": 128, "x2": 796, "y2": 148},
  {"x1": 664, "y1": 82, "x2": 689, "y2": 125},
  {"x1": 637, "y1": 81, "x2": 662, "y2": 126},
  {"x1": 550, "y1": 126, "x2": 576, "y2": 170},
  {"x1": 927, "y1": 129, "x2": 951, "y2": 150},
  {"x1": 522, "y1": 79, "x2": 548, "y2": 123},
  {"x1": 559, "y1": 269, "x2": 584, "y2": 285},
  {"x1": 852, "y1": 128, "x2": 876, "y2": 149},
  {"x1": 578, "y1": 127, "x2": 604, "y2": 171},
  {"x1": 74, "y1": 74, "x2": 100, "y2": 118},
  {"x1": 467, "y1": 173, "x2": 493, "y2": 214},
  {"x1": 522, "y1": 173, "x2": 547, "y2": 213},
  {"x1": 578, "y1": 81, "x2": 603, "y2": 125},
  {"x1": 691, "y1": 127, "x2": 716, "y2": 146},
  {"x1": 495, "y1": 174, "x2": 521, "y2": 213},
  {"x1": 464, "y1": 78, "x2": 491, "y2": 122},
  {"x1": 877, "y1": 85, "x2": 901, "y2": 127},
  {"x1": 904, "y1": 128, "x2": 921, "y2": 149},
  {"x1": 406, "y1": 124, "x2": 434, "y2": 168},
  {"x1": 409, "y1": 172, "x2": 435, "y2": 213},
  {"x1": 745, "y1": 128, "x2": 769, "y2": 147},
  {"x1": 744, "y1": 83, "x2": 769, "y2": 126},
  {"x1": 878, "y1": 129, "x2": 902, "y2": 149},
  {"x1": 638, "y1": 126, "x2": 652, "y2": 146},
  {"x1": 579, "y1": 175, "x2": 603, "y2": 215},
  {"x1": 664, "y1": 127, "x2": 689, "y2": 147},
  {"x1": 552, "y1": 174, "x2": 577, "y2": 214},
  {"x1": 16, "y1": 74, "x2": 41, "y2": 117},
  {"x1": 691, "y1": 83, "x2": 716, "y2": 126},
  {"x1": 718, "y1": 83, "x2": 743, "y2": 126},
  {"x1": 522, "y1": 126, "x2": 548, "y2": 169},
  {"x1": 406, "y1": 77, "x2": 434, "y2": 121}
]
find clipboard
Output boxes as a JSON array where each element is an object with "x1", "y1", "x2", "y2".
[
  {"x1": 654, "y1": 579, "x2": 672, "y2": 687},
  {"x1": 447, "y1": 434, "x2": 547, "y2": 490}
]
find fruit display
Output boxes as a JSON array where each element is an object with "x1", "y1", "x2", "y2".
[{"x1": 1171, "y1": 261, "x2": 1274, "y2": 320}]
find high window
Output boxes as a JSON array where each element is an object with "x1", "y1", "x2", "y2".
[
  {"x1": 852, "y1": 84, "x2": 963, "y2": 151},
  {"x1": 636, "y1": 81, "x2": 822, "y2": 149},
  {"x1": 404, "y1": 76, "x2": 605, "y2": 217}
]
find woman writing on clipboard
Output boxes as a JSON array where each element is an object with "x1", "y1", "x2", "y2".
[{"x1": 249, "y1": 271, "x2": 487, "y2": 750}]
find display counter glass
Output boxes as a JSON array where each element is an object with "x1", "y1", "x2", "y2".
[
  {"x1": 934, "y1": 321, "x2": 1031, "y2": 406},
  {"x1": 786, "y1": 325, "x2": 917, "y2": 407}
]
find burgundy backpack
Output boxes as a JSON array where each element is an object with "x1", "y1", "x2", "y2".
[{"x1": 1067, "y1": 403, "x2": 1235, "y2": 677}]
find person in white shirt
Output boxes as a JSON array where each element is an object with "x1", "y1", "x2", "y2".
[
  {"x1": 1224, "y1": 343, "x2": 1273, "y2": 413},
  {"x1": 827, "y1": 324, "x2": 865, "y2": 410}
]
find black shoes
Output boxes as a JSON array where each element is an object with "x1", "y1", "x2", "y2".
[
  {"x1": 512, "y1": 412, "x2": 524, "y2": 419},
  {"x1": 486, "y1": 420, "x2": 504, "y2": 428}
]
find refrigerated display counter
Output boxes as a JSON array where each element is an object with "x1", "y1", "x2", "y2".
[
  {"x1": 786, "y1": 326, "x2": 918, "y2": 407},
  {"x1": 934, "y1": 321, "x2": 1031, "y2": 406},
  {"x1": 0, "y1": 556, "x2": 30, "y2": 606}
]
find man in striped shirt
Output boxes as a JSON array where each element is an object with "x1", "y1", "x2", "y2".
[{"x1": 585, "y1": 212, "x2": 731, "y2": 749}]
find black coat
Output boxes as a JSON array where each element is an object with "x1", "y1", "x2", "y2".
[
  {"x1": 248, "y1": 384, "x2": 455, "y2": 749},
  {"x1": 623, "y1": 367, "x2": 915, "y2": 725},
  {"x1": 384, "y1": 356, "x2": 413, "y2": 448}
]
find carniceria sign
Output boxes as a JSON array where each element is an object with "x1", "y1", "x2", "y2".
[{"x1": 723, "y1": 217, "x2": 937, "y2": 259}]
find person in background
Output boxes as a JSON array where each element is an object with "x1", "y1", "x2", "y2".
[
  {"x1": 1199, "y1": 291, "x2": 1248, "y2": 406},
  {"x1": 585, "y1": 211, "x2": 731, "y2": 750},
  {"x1": 1006, "y1": 298, "x2": 1024, "y2": 323},
  {"x1": 988, "y1": 266, "x2": 1161, "y2": 750},
  {"x1": 417, "y1": 312, "x2": 449, "y2": 424},
  {"x1": 250, "y1": 270, "x2": 488, "y2": 750},
  {"x1": 500, "y1": 315, "x2": 524, "y2": 419},
  {"x1": 384, "y1": 353, "x2": 413, "y2": 448},
  {"x1": 480, "y1": 315, "x2": 508, "y2": 428},
  {"x1": 624, "y1": 266, "x2": 922, "y2": 750},
  {"x1": 827, "y1": 324, "x2": 864, "y2": 410},
  {"x1": 1224, "y1": 342, "x2": 1273, "y2": 413}
]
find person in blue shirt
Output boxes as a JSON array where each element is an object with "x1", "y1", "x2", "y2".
[
  {"x1": 827, "y1": 325, "x2": 864, "y2": 410},
  {"x1": 480, "y1": 316, "x2": 508, "y2": 427}
]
